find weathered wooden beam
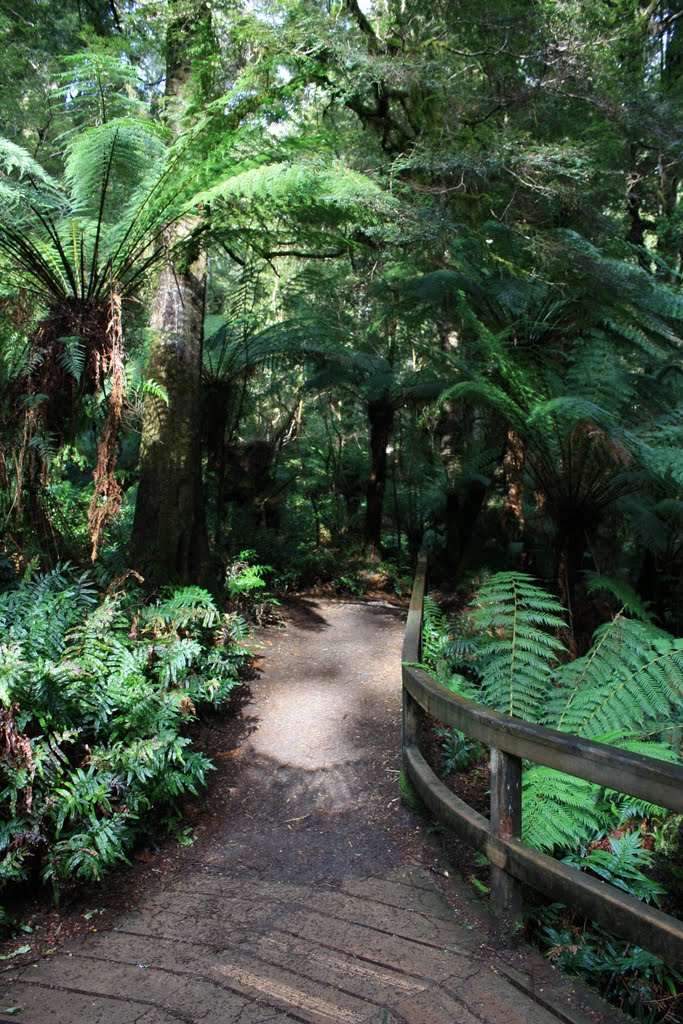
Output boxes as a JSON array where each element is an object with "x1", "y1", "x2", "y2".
[
  {"x1": 402, "y1": 689, "x2": 419, "y2": 765},
  {"x1": 401, "y1": 550, "x2": 426, "y2": 766},
  {"x1": 403, "y1": 664, "x2": 683, "y2": 814},
  {"x1": 404, "y1": 744, "x2": 683, "y2": 969},
  {"x1": 401, "y1": 549, "x2": 427, "y2": 664},
  {"x1": 490, "y1": 747, "x2": 523, "y2": 943}
]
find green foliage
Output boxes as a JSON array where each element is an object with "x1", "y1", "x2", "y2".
[
  {"x1": 434, "y1": 728, "x2": 482, "y2": 776},
  {"x1": 0, "y1": 139, "x2": 59, "y2": 215},
  {"x1": 194, "y1": 160, "x2": 393, "y2": 225},
  {"x1": 333, "y1": 572, "x2": 364, "y2": 596},
  {"x1": 225, "y1": 550, "x2": 280, "y2": 624},
  {"x1": 521, "y1": 766, "x2": 605, "y2": 853},
  {"x1": 540, "y1": 832, "x2": 683, "y2": 1023},
  {"x1": 398, "y1": 768, "x2": 429, "y2": 818},
  {"x1": 421, "y1": 596, "x2": 453, "y2": 666},
  {"x1": 420, "y1": 596, "x2": 480, "y2": 694},
  {"x1": 468, "y1": 573, "x2": 567, "y2": 721},
  {"x1": 0, "y1": 566, "x2": 248, "y2": 912},
  {"x1": 424, "y1": 573, "x2": 683, "y2": 853},
  {"x1": 422, "y1": 572, "x2": 683, "y2": 1015},
  {"x1": 564, "y1": 832, "x2": 666, "y2": 904},
  {"x1": 550, "y1": 616, "x2": 683, "y2": 744},
  {"x1": 542, "y1": 910, "x2": 683, "y2": 1023}
]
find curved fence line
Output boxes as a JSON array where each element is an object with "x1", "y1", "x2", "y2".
[{"x1": 401, "y1": 551, "x2": 683, "y2": 968}]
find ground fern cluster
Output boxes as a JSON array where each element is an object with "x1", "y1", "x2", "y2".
[{"x1": 0, "y1": 565, "x2": 249, "y2": 925}]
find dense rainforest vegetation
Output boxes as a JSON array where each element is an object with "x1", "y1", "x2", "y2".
[{"x1": 1, "y1": 0, "x2": 683, "y2": 1016}]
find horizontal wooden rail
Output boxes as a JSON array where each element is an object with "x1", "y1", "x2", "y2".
[
  {"x1": 401, "y1": 551, "x2": 683, "y2": 969},
  {"x1": 404, "y1": 664, "x2": 683, "y2": 814}
]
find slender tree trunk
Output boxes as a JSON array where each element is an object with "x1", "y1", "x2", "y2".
[
  {"x1": 657, "y1": 2, "x2": 683, "y2": 279},
  {"x1": 444, "y1": 484, "x2": 489, "y2": 572},
  {"x1": 215, "y1": 440, "x2": 227, "y2": 549},
  {"x1": 364, "y1": 399, "x2": 394, "y2": 558}
]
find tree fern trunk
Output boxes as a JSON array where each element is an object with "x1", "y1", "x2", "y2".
[
  {"x1": 438, "y1": 394, "x2": 501, "y2": 575},
  {"x1": 364, "y1": 399, "x2": 394, "y2": 559}
]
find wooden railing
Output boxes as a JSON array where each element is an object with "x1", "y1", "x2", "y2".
[{"x1": 402, "y1": 551, "x2": 683, "y2": 968}]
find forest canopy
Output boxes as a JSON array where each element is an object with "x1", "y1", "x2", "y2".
[{"x1": 0, "y1": 0, "x2": 680, "y2": 619}]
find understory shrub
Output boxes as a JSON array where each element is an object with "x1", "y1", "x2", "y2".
[
  {"x1": 225, "y1": 549, "x2": 281, "y2": 623},
  {"x1": 0, "y1": 565, "x2": 249, "y2": 918},
  {"x1": 422, "y1": 574, "x2": 683, "y2": 1019}
]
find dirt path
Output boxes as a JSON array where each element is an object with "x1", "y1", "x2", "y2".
[{"x1": 0, "y1": 599, "x2": 621, "y2": 1024}]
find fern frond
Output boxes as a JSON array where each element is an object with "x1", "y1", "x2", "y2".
[
  {"x1": 153, "y1": 637, "x2": 202, "y2": 687},
  {"x1": 131, "y1": 378, "x2": 169, "y2": 404},
  {"x1": 564, "y1": 832, "x2": 665, "y2": 905},
  {"x1": 63, "y1": 118, "x2": 167, "y2": 218},
  {"x1": 192, "y1": 161, "x2": 392, "y2": 223},
  {"x1": 0, "y1": 137, "x2": 61, "y2": 216},
  {"x1": 141, "y1": 587, "x2": 220, "y2": 631},
  {"x1": 584, "y1": 575, "x2": 653, "y2": 622},
  {"x1": 421, "y1": 595, "x2": 452, "y2": 664},
  {"x1": 467, "y1": 573, "x2": 566, "y2": 721},
  {"x1": 550, "y1": 616, "x2": 683, "y2": 740},
  {"x1": 522, "y1": 765, "x2": 605, "y2": 852},
  {"x1": 56, "y1": 335, "x2": 86, "y2": 383},
  {"x1": 438, "y1": 380, "x2": 526, "y2": 431}
]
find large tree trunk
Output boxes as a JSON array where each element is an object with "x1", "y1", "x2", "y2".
[
  {"x1": 132, "y1": 250, "x2": 209, "y2": 582},
  {"x1": 131, "y1": 0, "x2": 212, "y2": 584},
  {"x1": 364, "y1": 399, "x2": 394, "y2": 558}
]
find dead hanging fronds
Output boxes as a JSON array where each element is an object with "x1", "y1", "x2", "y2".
[
  {"x1": 1, "y1": 704, "x2": 35, "y2": 814},
  {"x1": 569, "y1": 418, "x2": 633, "y2": 469},
  {"x1": 88, "y1": 289, "x2": 125, "y2": 561},
  {"x1": 503, "y1": 427, "x2": 525, "y2": 534}
]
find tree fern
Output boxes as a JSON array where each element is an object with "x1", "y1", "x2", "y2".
[
  {"x1": 192, "y1": 160, "x2": 393, "y2": 223},
  {"x1": 63, "y1": 118, "x2": 167, "y2": 218}
]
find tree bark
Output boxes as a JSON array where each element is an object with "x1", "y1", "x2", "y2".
[{"x1": 132, "y1": 249, "x2": 209, "y2": 582}]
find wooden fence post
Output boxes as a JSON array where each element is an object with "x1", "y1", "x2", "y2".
[
  {"x1": 402, "y1": 686, "x2": 419, "y2": 761},
  {"x1": 489, "y1": 746, "x2": 523, "y2": 944},
  {"x1": 401, "y1": 550, "x2": 426, "y2": 763}
]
